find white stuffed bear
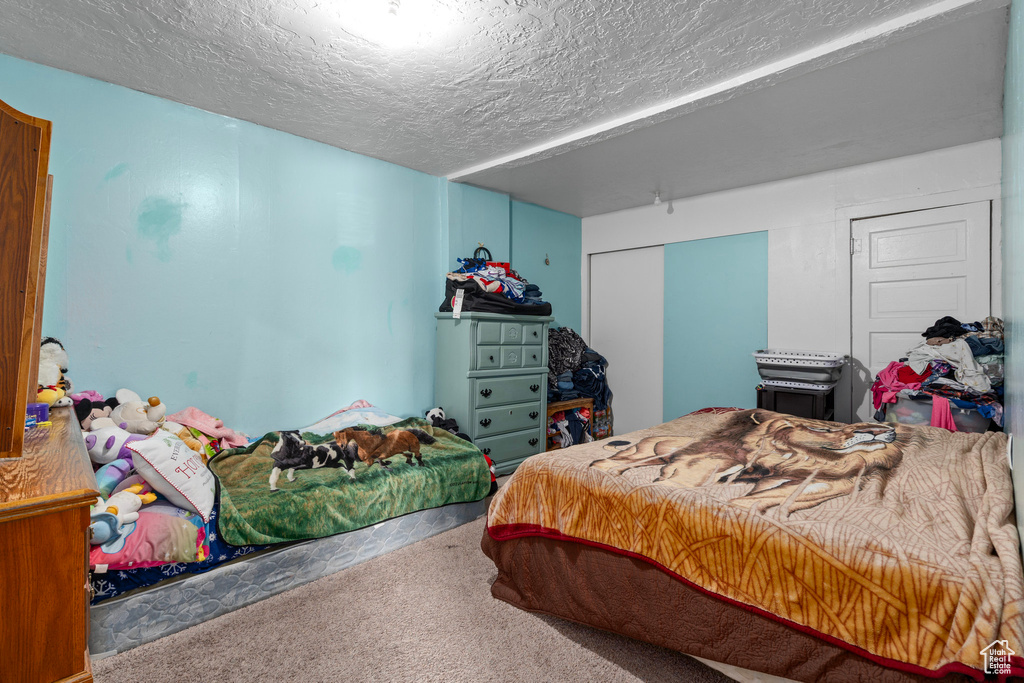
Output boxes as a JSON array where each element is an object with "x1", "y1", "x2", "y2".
[{"x1": 110, "y1": 388, "x2": 167, "y2": 435}]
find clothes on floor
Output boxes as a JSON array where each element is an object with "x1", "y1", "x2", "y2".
[
  {"x1": 921, "y1": 316, "x2": 967, "y2": 340},
  {"x1": 965, "y1": 335, "x2": 1004, "y2": 357},
  {"x1": 929, "y1": 395, "x2": 957, "y2": 431},
  {"x1": 547, "y1": 327, "x2": 588, "y2": 378},
  {"x1": 871, "y1": 361, "x2": 923, "y2": 410},
  {"x1": 547, "y1": 408, "x2": 594, "y2": 448},
  {"x1": 871, "y1": 316, "x2": 1004, "y2": 431},
  {"x1": 547, "y1": 327, "x2": 614, "y2": 419},
  {"x1": 905, "y1": 338, "x2": 991, "y2": 393}
]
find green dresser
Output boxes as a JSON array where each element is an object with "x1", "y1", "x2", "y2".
[{"x1": 434, "y1": 312, "x2": 552, "y2": 475}]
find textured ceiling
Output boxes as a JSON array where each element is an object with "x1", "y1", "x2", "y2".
[
  {"x1": 0, "y1": 0, "x2": 1010, "y2": 216},
  {"x1": 0, "y1": 0, "x2": 969, "y2": 177},
  {"x1": 459, "y1": 6, "x2": 1008, "y2": 216}
]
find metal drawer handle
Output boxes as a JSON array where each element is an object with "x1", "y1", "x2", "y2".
[
  {"x1": 529, "y1": 411, "x2": 538, "y2": 419},
  {"x1": 529, "y1": 438, "x2": 539, "y2": 446},
  {"x1": 489, "y1": 355, "x2": 494, "y2": 362},
  {"x1": 480, "y1": 388, "x2": 492, "y2": 397},
  {"x1": 481, "y1": 448, "x2": 491, "y2": 455},
  {"x1": 530, "y1": 384, "x2": 540, "y2": 392},
  {"x1": 532, "y1": 354, "x2": 537, "y2": 361},
  {"x1": 480, "y1": 418, "x2": 491, "y2": 427},
  {"x1": 533, "y1": 330, "x2": 538, "y2": 337}
]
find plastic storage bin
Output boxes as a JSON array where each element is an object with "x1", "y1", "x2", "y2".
[
  {"x1": 753, "y1": 349, "x2": 847, "y2": 384},
  {"x1": 883, "y1": 395, "x2": 990, "y2": 433}
]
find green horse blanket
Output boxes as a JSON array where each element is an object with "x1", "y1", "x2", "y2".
[{"x1": 210, "y1": 418, "x2": 492, "y2": 545}]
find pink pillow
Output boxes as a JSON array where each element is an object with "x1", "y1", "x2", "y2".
[{"x1": 89, "y1": 501, "x2": 208, "y2": 571}]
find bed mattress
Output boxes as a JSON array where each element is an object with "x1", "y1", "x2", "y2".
[
  {"x1": 481, "y1": 531, "x2": 972, "y2": 683},
  {"x1": 91, "y1": 498, "x2": 487, "y2": 657},
  {"x1": 485, "y1": 408, "x2": 1024, "y2": 680}
]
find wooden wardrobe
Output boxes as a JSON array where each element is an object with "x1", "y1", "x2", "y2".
[{"x1": 0, "y1": 97, "x2": 98, "y2": 682}]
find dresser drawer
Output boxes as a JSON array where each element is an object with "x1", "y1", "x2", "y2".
[
  {"x1": 475, "y1": 375, "x2": 545, "y2": 407},
  {"x1": 477, "y1": 321, "x2": 502, "y2": 344},
  {"x1": 475, "y1": 401, "x2": 543, "y2": 437},
  {"x1": 476, "y1": 346, "x2": 501, "y2": 370},
  {"x1": 475, "y1": 428, "x2": 544, "y2": 473},
  {"x1": 522, "y1": 323, "x2": 544, "y2": 344},
  {"x1": 522, "y1": 346, "x2": 543, "y2": 367},
  {"x1": 501, "y1": 322, "x2": 522, "y2": 343}
]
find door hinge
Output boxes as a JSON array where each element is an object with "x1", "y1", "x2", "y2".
[{"x1": 850, "y1": 238, "x2": 862, "y2": 255}]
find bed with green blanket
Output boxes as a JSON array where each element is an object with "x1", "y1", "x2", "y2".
[{"x1": 210, "y1": 418, "x2": 493, "y2": 546}]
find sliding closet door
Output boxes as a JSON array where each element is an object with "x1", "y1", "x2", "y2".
[
  {"x1": 589, "y1": 246, "x2": 664, "y2": 435},
  {"x1": 663, "y1": 232, "x2": 768, "y2": 420}
]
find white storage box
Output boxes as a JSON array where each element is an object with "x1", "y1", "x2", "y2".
[
  {"x1": 883, "y1": 395, "x2": 990, "y2": 433},
  {"x1": 753, "y1": 349, "x2": 847, "y2": 384}
]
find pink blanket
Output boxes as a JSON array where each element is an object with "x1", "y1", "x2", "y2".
[{"x1": 166, "y1": 407, "x2": 249, "y2": 448}]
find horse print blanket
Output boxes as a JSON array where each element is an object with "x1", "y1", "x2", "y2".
[
  {"x1": 211, "y1": 418, "x2": 491, "y2": 545},
  {"x1": 486, "y1": 409, "x2": 1024, "y2": 679}
]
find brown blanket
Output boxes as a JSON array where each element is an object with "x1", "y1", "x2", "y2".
[{"x1": 486, "y1": 409, "x2": 1024, "y2": 679}]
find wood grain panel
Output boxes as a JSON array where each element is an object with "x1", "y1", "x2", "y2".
[
  {"x1": 0, "y1": 408, "x2": 99, "y2": 520},
  {"x1": 0, "y1": 97, "x2": 50, "y2": 458},
  {"x1": 26, "y1": 175, "x2": 53, "y2": 405},
  {"x1": 0, "y1": 507, "x2": 90, "y2": 683}
]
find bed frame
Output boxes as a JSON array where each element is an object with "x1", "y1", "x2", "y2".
[{"x1": 90, "y1": 498, "x2": 487, "y2": 657}]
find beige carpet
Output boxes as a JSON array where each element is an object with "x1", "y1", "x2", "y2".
[{"x1": 92, "y1": 510, "x2": 731, "y2": 683}]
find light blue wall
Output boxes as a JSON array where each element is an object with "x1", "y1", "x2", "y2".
[
  {"x1": 510, "y1": 200, "x2": 582, "y2": 331},
  {"x1": 1005, "y1": 1, "x2": 1024, "y2": 457},
  {"x1": 443, "y1": 183, "x2": 510, "y2": 270},
  {"x1": 0, "y1": 54, "x2": 446, "y2": 434},
  {"x1": 663, "y1": 232, "x2": 768, "y2": 420}
]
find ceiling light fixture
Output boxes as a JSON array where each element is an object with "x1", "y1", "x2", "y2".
[
  {"x1": 653, "y1": 192, "x2": 662, "y2": 206},
  {"x1": 333, "y1": 0, "x2": 457, "y2": 49}
]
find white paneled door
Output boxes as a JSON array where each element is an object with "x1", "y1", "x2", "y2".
[
  {"x1": 589, "y1": 246, "x2": 664, "y2": 435},
  {"x1": 851, "y1": 202, "x2": 990, "y2": 421}
]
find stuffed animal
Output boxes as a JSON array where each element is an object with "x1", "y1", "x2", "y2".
[
  {"x1": 37, "y1": 337, "x2": 73, "y2": 407},
  {"x1": 74, "y1": 397, "x2": 118, "y2": 431},
  {"x1": 425, "y1": 407, "x2": 471, "y2": 443},
  {"x1": 110, "y1": 389, "x2": 166, "y2": 435},
  {"x1": 88, "y1": 484, "x2": 156, "y2": 545},
  {"x1": 94, "y1": 459, "x2": 133, "y2": 498},
  {"x1": 85, "y1": 425, "x2": 147, "y2": 465}
]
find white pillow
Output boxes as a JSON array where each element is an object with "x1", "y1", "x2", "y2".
[{"x1": 128, "y1": 432, "x2": 215, "y2": 523}]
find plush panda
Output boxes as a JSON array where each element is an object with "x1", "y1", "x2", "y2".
[{"x1": 425, "y1": 407, "x2": 471, "y2": 443}]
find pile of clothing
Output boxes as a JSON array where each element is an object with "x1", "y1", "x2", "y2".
[
  {"x1": 547, "y1": 327, "x2": 612, "y2": 411},
  {"x1": 871, "y1": 315, "x2": 1004, "y2": 430},
  {"x1": 439, "y1": 258, "x2": 552, "y2": 316},
  {"x1": 548, "y1": 407, "x2": 593, "y2": 449},
  {"x1": 448, "y1": 258, "x2": 547, "y2": 306}
]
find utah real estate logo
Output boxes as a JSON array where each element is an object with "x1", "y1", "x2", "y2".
[{"x1": 981, "y1": 639, "x2": 1014, "y2": 675}]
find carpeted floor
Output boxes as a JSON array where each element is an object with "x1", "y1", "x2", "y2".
[{"x1": 92, "y1": 511, "x2": 732, "y2": 683}]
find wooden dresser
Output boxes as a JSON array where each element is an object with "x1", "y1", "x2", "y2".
[
  {"x1": 434, "y1": 312, "x2": 552, "y2": 475},
  {"x1": 0, "y1": 407, "x2": 98, "y2": 683}
]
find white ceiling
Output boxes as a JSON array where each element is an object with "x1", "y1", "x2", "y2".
[{"x1": 0, "y1": 0, "x2": 1010, "y2": 217}]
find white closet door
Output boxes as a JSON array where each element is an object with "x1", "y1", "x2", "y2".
[
  {"x1": 589, "y1": 246, "x2": 664, "y2": 435},
  {"x1": 850, "y1": 202, "x2": 990, "y2": 421}
]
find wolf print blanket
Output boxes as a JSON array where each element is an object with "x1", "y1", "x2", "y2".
[
  {"x1": 211, "y1": 418, "x2": 491, "y2": 545},
  {"x1": 487, "y1": 409, "x2": 1024, "y2": 679}
]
